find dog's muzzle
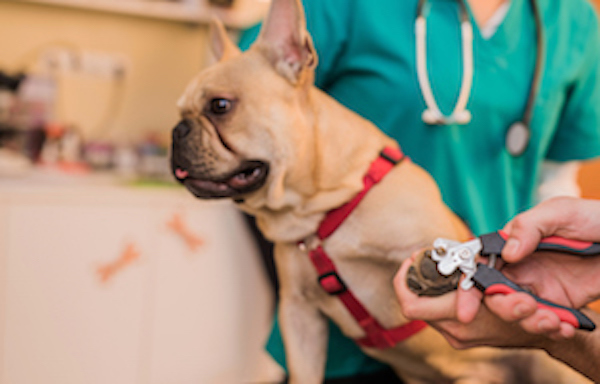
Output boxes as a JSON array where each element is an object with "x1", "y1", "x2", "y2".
[{"x1": 170, "y1": 120, "x2": 270, "y2": 199}]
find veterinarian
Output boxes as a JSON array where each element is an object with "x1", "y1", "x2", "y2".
[
  {"x1": 239, "y1": 0, "x2": 600, "y2": 382},
  {"x1": 395, "y1": 196, "x2": 600, "y2": 383}
]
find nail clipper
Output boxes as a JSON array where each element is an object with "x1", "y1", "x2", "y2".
[{"x1": 431, "y1": 231, "x2": 600, "y2": 331}]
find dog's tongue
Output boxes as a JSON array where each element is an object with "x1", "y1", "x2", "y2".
[
  {"x1": 175, "y1": 169, "x2": 189, "y2": 179},
  {"x1": 228, "y1": 167, "x2": 261, "y2": 189}
]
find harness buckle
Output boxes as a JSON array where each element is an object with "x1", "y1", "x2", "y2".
[{"x1": 318, "y1": 272, "x2": 347, "y2": 295}]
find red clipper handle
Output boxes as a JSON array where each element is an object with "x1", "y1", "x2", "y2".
[
  {"x1": 472, "y1": 265, "x2": 596, "y2": 331},
  {"x1": 480, "y1": 231, "x2": 600, "y2": 257}
]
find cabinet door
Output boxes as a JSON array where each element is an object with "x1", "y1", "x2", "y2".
[
  {"x1": 1, "y1": 203, "x2": 154, "y2": 384},
  {"x1": 147, "y1": 202, "x2": 275, "y2": 384}
]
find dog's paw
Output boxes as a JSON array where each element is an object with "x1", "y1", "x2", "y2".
[{"x1": 406, "y1": 249, "x2": 461, "y2": 296}]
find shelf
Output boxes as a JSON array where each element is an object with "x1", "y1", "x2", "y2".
[{"x1": 9, "y1": 0, "x2": 269, "y2": 28}]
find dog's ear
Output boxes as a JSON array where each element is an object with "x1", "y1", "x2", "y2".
[
  {"x1": 256, "y1": 0, "x2": 317, "y2": 85},
  {"x1": 210, "y1": 17, "x2": 241, "y2": 62}
]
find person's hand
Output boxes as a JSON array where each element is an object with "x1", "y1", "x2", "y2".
[
  {"x1": 393, "y1": 253, "x2": 551, "y2": 349},
  {"x1": 482, "y1": 197, "x2": 600, "y2": 339},
  {"x1": 502, "y1": 197, "x2": 600, "y2": 263},
  {"x1": 500, "y1": 197, "x2": 600, "y2": 307}
]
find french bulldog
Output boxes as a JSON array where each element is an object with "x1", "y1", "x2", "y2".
[{"x1": 170, "y1": 0, "x2": 590, "y2": 382}]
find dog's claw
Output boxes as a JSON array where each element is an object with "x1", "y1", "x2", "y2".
[{"x1": 406, "y1": 249, "x2": 461, "y2": 297}]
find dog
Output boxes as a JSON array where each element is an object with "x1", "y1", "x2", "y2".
[{"x1": 170, "y1": 0, "x2": 590, "y2": 382}]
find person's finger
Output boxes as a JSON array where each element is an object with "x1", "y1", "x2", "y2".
[
  {"x1": 554, "y1": 322, "x2": 576, "y2": 340},
  {"x1": 501, "y1": 197, "x2": 584, "y2": 263},
  {"x1": 501, "y1": 215, "x2": 545, "y2": 263},
  {"x1": 455, "y1": 284, "x2": 483, "y2": 324},
  {"x1": 394, "y1": 257, "x2": 457, "y2": 321},
  {"x1": 518, "y1": 308, "x2": 562, "y2": 335},
  {"x1": 484, "y1": 291, "x2": 537, "y2": 322}
]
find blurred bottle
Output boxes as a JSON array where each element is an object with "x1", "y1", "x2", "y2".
[{"x1": 0, "y1": 71, "x2": 49, "y2": 163}]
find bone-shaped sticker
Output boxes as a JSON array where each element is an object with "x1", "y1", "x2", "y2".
[
  {"x1": 166, "y1": 213, "x2": 204, "y2": 252},
  {"x1": 97, "y1": 242, "x2": 140, "y2": 283}
]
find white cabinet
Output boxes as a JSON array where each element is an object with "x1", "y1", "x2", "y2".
[
  {"x1": 0, "y1": 173, "x2": 279, "y2": 384},
  {"x1": 147, "y1": 205, "x2": 275, "y2": 384},
  {"x1": 2, "y1": 203, "x2": 152, "y2": 384}
]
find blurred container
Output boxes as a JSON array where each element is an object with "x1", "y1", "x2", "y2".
[
  {"x1": 83, "y1": 141, "x2": 115, "y2": 169},
  {"x1": 0, "y1": 126, "x2": 46, "y2": 163},
  {"x1": 11, "y1": 74, "x2": 56, "y2": 130}
]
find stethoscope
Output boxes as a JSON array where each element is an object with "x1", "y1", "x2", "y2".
[{"x1": 415, "y1": 0, "x2": 544, "y2": 156}]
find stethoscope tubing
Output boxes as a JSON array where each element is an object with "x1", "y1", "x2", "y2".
[
  {"x1": 523, "y1": 0, "x2": 544, "y2": 127},
  {"x1": 416, "y1": 0, "x2": 543, "y2": 135},
  {"x1": 416, "y1": 0, "x2": 474, "y2": 125}
]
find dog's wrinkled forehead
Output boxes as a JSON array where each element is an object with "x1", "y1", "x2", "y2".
[
  {"x1": 177, "y1": 64, "x2": 238, "y2": 113},
  {"x1": 177, "y1": 51, "x2": 291, "y2": 116}
]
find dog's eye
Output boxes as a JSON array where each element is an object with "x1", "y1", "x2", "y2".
[{"x1": 210, "y1": 98, "x2": 232, "y2": 115}]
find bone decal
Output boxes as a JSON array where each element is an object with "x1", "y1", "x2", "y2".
[
  {"x1": 166, "y1": 213, "x2": 204, "y2": 252},
  {"x1": 97, "y1": 243, "x2": 141, "y2": 283}
]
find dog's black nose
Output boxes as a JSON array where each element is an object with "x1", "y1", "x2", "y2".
[{"x1": 173, "y1": 120, "x2": 192, "y2": 140}]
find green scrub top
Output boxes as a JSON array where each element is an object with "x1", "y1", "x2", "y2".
[{"x1": 239, "y1": 0, "x2": 600, "y2": 379}]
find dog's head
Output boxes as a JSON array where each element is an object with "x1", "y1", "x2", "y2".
[{"x1": 171, "y1": 0, "x2": 317, "y2": 202}]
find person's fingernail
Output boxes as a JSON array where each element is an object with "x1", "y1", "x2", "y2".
[
  {"x1": 513, "y1": 303, "x2": 530, "y2": 317},
  {"x1": 503, "y1": 238, "x2": 520, "y2": 257}
]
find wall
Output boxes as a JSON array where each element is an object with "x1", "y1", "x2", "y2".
[{"x1": 0, "y1": 1, "x2": 211, "y2": 143}]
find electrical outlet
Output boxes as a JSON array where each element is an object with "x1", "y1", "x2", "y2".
[
  {"x1": 78, "y1": 51, "x2": 129, "y2": 79},
  {"x1": 38, "y1": 48, "x2": 129, "y2": 80},
  {"x1": 39, "y1": 47, "x2": 78, "y2": 74}
]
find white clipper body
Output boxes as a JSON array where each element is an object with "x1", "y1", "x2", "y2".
[{"x1": 431, "y1": 238, "x2": 482, "y2": 290}]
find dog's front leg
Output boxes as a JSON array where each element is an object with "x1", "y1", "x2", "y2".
[
  {"x1": 276, "y1": 243, "x2": 329, "y2": 384},
  {"x1": 279, "y1": 295, "x2": 328, "y2": 384}
]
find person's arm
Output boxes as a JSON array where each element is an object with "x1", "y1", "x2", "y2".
[
  {"x1": 536, "y1": 160, "x2": 581, "y2": 203},
  {"x1": 544, "y1": 309, "x2": 600, "y2": 383}
]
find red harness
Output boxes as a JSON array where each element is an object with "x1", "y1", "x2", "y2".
[{"x1": 301, "y1": 147, "x2": 427, "y2": 349}]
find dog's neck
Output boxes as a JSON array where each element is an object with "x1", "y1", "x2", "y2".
[{"x1": 239, "y1": 86, "x2": 396, "y2": 243}]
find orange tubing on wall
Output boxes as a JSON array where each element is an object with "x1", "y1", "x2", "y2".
[
  {"x1": 579, "y1": 160, "x2": 600, "y2": 199},
  {"x1": 578, "y1": 160, "x2": 600, "y2": 313}
]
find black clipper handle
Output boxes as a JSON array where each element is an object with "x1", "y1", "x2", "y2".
[
  {"x1": 472, "y1": 264, "x2": 596, "y2": 331},
  {"x1": 479, "y1": 231, "x2": 600, "y2": 257}
]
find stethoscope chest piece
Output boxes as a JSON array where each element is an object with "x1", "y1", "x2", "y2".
[{"x1": 505, "y1": 122, "x2": 530, "y2": 156}]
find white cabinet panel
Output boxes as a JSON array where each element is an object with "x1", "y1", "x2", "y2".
[
  {"x1": 2, "y1": 204, "x2": 153, "y2": 384},
  {"x1": 147, "y1": 204, "x2": 273, "y2": 384}
]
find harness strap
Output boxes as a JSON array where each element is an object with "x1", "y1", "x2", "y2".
[
  {"x1": 316, "y1": 147, "x2": 405, "y2": 240},
  {"x1": 306, "y1": 147, "x2": 427, "y2": 349}
]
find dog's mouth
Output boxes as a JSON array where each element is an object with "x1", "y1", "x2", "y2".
[{"x1": 173, "y1": 160, "x2": 269, "y2": 199}]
